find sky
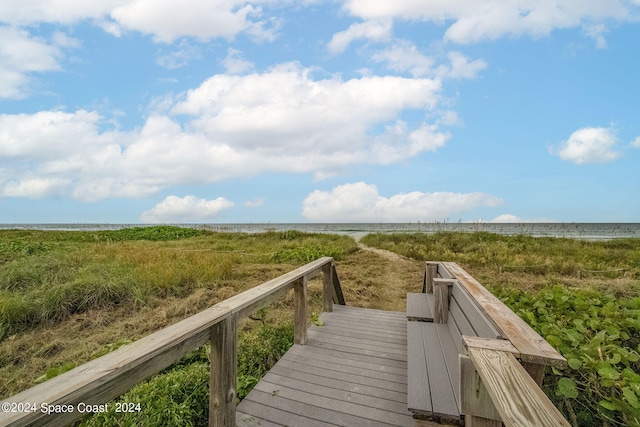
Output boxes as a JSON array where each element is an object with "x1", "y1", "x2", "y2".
[{"x1": 1, "y1": 1, "x2": 639, "y2": 224}]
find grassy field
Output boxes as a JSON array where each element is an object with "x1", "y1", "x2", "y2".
[{"x1": 1, "y1": 228, "x2": 639, "y2": 426}]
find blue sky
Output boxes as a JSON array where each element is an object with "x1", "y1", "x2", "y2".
[{"x1": 1, "y1": 0, "x2": 639, "y2": 224}]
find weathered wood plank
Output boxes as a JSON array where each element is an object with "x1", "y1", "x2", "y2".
[
  {"x1": 467, "y1": 347, "x2": 570, "y2": 427},
  {"x1": 254, "y1": 379, "x2": 412, "y2": 421},
  {"x1": 307, "y1": 329, "x2": 407, "y2": 354},
  {"x1": 320, "y1": 316, "x2": 408, "y2": 337},
  {"x1": 294, "y1": 276, "x2": 308, "y2": 345},
  {"x1": 305, "y1": 336, "x2": 407, "y2": 362},
  {"x1": 332, "y1": 264, "x2": 346, "y2": 305},
  {"x1": 443, "y1": 262, "x2": 566, "y2": 368},
  {"x1": 236, "y1": 411, "x2": 282, "y2": 427},
  {"x1": 272, "y1": 359, "x2": 408, "y2": 393},
  {"x1": 425, "y1": 262, "x2": 439, "y2": 293},
  {"x1": 286, "y1": 345, "x2": 408, "y2": 376},
  {"x1": 283, "y1": 351, "x2": 408, "y2": 384},
  {"x1": 266, "y1": 366, "x2": 408, "y2": 403},
  {"x1": 407, "y1": 293, "x2": 434, "y2": 321},
  {"x1": 312, "y1": 324, "x2": 407, "y2": 345},
  {"x1": 236, "y1": 399, "x2": 331, "y2": 427},
  {"x1": 463, "y1": 336, "x2": 519, "y2": 356},
  {"x1": 322, "y1": 262, "x2": 334, "y2": 312},
  {"x1": 434, "y1": 279, "x2": 454, "y2": 324},
  {"x1": 244, "y1": 389, "x2": 407, "y2": 427},
  {"x1": 209, "y1": 316, "x2": 237, "y2": 427},
  {"x1": 302, "y1": 343, "x2": 407, "y2": 368}
]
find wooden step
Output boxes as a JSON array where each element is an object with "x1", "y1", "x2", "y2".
[{"x1": 407, "y1": 293, "x2": 435, "y2": 322}]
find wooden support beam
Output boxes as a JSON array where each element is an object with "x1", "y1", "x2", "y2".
[
  {"x1": 209, "y1": 315, "x2": 237, "y2": 427},
  {"x1": 433, "y1": 278, "x2": 455, "y2": 323},
  {"x1": 459, "y1": 354, "x2": 502, "y2": 424},
  {"x1": 332, "y1": 265, "x2": 346, "y2": 305},
  {"x1": 294, "y1": 276, "x2": 308, "y2": 345},
  {"x1": 322, "y1": 263, "x2": 334, "y2": 313},
  {"x1": 425, "y1": 262, "x2": 438, "y2": 293}
]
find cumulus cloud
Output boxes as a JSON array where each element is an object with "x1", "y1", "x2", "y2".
[
  {"x1": 340, "y1": 0, "x2": 633, "y2": 45},
  {"x1": 327, "y1": 20, "x2": 392, "y2": 54},
  {"x1": 0, "y1": 26, "x2": 64, "y2": 98},
  {"x1": 301, "y1": 182, "x2": 503, "y2": 222},
  {"x1": 1, "y1": 0, "x2": 278, "y2": 44},
  {"x1": 111, "y1": 0, "x2": 266, "y2": 43},
  {"x1": 0, "y1": 64, "x2": 450, "y2": 201},
  {"x1": 551, "y1": 127, "x2": 622, "y2": 164},
  {"x1": 140, "y1": 195, "x2": 234, "y2": 223}
]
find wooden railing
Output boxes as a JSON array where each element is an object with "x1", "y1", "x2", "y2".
[{"x1": 0, "y1": 257, "x2": 343, "y2": 427}]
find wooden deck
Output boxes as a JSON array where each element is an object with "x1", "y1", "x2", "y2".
[{"x1": 236, "y1": 305, "x2": 415, "y2": 427}]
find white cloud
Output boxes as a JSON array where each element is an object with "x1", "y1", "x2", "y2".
[
  {"x1": 111, "y1": 0, "x2": 267, "y2": 43},
  {"x1": 631, "y1": 136, "x2": 640, "y2": 148},
  {"x1": 0, "y1": 65, "x2": 450, "y2": 201},
  {"x1": 245, "y1": 197, "x2": 265, "y2": 208},
  {"x1": 372, "y1": 43, "x2": 486, "y2": 80},
  {"x1": 302, "y1": 182, "x2": 503, "y2": 222},
  {"x1": 0, "y1": 27, "x2": 64, "y2": 98},
  {"x1": 551, "y1": 127, "x2": 622, "y2": 164},
  {"x1": 222, "y1": 48, "x2": 255, "y2": 75},
  {"x1": 140, "y1": 195, "x2": 234, "y2": 223},
  {"x1": 443, "y1": 51, "x2": 486, "y2": 79},
  {"x1": 155, "y1": 42, "x2": 202, "y2": 69},
  {"x1": 327, "y1": 20, "x2": 392, "y2": 54},
  {"x1": 0, "y1": 0, "x2": 125, "y2": 26},
  {"x1": 490, "y1": 214, "x2": 555, "y2": 223},
  {"x1": 1, "y1": 177, "x2": 70, "y2": 199},
  {"x1": 1, "y1": 1, "x2": 278, "y2": 44},
  {"x1": 371, "y1": 41, "x2": 434, "y2": 77},
  {"x1": 341, "y1": 0, "x2": 633, "y2": 45}
]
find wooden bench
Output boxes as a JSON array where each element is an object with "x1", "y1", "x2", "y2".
[{"x1": 407, "y1": 262, "x2": 569, "y2": 426}]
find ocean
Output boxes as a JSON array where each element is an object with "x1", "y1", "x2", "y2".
[{"x1": 1, "y1": 222, "x2": 640, "y2": 240}]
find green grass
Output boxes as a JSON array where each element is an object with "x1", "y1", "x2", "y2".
[{"x1": 0, "y1": 227, "x2": 357, "y2": 340}]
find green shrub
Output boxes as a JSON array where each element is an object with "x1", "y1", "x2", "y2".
[
  {"x1": 493, "y1": 285, "x2": 640, "y2": 426},
  {"x1": 80, "y1": 362, "x2": 209, "y2": 427}
]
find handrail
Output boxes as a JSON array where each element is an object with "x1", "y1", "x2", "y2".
[{"x1": 0, "y1": 257, "x2": 343, "y2": 427}]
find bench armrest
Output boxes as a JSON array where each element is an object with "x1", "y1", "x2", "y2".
[{"x1": 467, "y1": 346, "x2": 570, "y2": 427}]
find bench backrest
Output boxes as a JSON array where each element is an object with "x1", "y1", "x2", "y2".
[{"x1": 446, "y1": 281, "x2": 501, "y2": 355}]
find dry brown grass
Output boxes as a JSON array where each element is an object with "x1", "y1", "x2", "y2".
[{"x1": 0, "y1": 243, "x2": 423, "y2": 399}]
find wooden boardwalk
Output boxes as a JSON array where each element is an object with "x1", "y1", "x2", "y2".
[{"x1": 236, "y1": 305, "x2": 415, "y2": 427}]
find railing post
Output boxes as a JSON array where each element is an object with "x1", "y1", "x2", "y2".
[
  {"x1": 209, "y1": 315, "x2": 237, "y2": 427},
  {"x1": 434, "y1": 278, "x2": 455, "y2": 323},
  {"x1": 322, "y1": 262, "x2": 334, "y2": 313},
  {"x1": 424, "y1": 262, "x2": 438, "y2": 293},
  {"x1": 294, "y1": 276, "x2": 308, "y2": 345}
]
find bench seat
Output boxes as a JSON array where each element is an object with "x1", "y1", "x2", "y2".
[
  {"x1": 406, "y1": 293, "x2": 435, "y2": 321},
  {"x1": 407, "y1": 321, "x2": 461, "y2": 423}
]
